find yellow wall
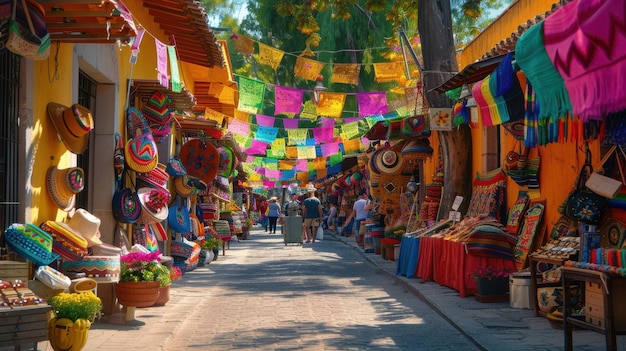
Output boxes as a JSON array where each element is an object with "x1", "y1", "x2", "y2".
[{"x1": 458, "y1": 0, "x2": 557, "y2": 68}]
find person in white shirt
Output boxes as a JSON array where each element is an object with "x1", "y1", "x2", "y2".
[{"x1": 342, "y1": 191, "x2": 373, "y2": 237}]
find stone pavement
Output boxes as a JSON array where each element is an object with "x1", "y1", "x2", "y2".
[{"x1": 4, "y1": 226, "x2": 625, "y2": 351}]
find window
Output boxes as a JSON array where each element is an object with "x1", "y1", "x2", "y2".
[
  {"x1": 76, "y1": 71, "x2": 97, "y2": 209},
  {"x1": 0, "y1": 51, "x2": 20, "y2": 230}
]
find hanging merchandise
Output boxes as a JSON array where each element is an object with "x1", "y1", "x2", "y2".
[
  {"x1": 112, "y1": 133, "x2": 141, "y2": 224},
  {"x1": 142, "y1": 90, "x2": 173, "y2": 143},
  {"x1": 168, "y1": 197, "x2": 191, "y2": 234},
  {"x1": 179, "y1": 138, "x2": 220, "y2": 184},
  {"x1": 47, "y1": 102, "x2": 94, "y2": 154},
  {"x1": 585, "y1": 145, "x2": 625, "y2": 199},
  {"x1": 6, "y1": 0, "x2": 50, "y2": 60},
  {"x1": 136, "y1": 187, "x2": 169, "y2": 225},
  {"x1": 125, "y1": 107, "x2": 158, "y2": 173},
  {"x1": 46, "y1": 165, "x2": 84, "y2": 212},
  {"x1": 564, "y1": 148, "x2": 608, "y2": 225}
]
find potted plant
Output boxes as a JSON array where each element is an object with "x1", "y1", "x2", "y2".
[
  {"x1": 47, "y1": 292, "x2": 102, "y2": 351},
  {"x1": 115, "y1": 251, "x2": 171, "y2": 307},
  {"x1": 201, "y1": 237, "x2": 223, "y2": 261},
  {"x1": 471, "y1": 266, "x2": 512, "y2": 297},
  {"x1": 153, "y1": 266, "x2": 182, "y2": 307}
]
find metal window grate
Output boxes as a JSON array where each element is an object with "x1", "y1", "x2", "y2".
[
  {"x1": 76, "y1": 71, "x2": 96, "y2": 209},
  {"x1": 0, "y1": 51, "x2": 21, "y2": 230}
]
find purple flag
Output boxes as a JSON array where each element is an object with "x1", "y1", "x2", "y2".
[
  {"x1": 275, "y1": 86, "x2": 303, "y2": 114},
  {"x1": 357, "y1": 92, "x2": 388, "y2": 117},
  {"x1": 247, "y1": 140, "x2": 269, "y2": 155},
  {"x1": 282, "y1": 118, "x2": 299, "y2": 129},
  {"x1": 255, "y1": 114, "x2": 275, "y2": 127},
  {"x1": 313, "y1": 126, "x2": 334, "y2": 143},
  {"x1": 154, "y1": 39, "x2": 169, "y2": 88}
]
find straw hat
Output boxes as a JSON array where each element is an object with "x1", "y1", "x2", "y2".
[
  {"x1": 40, "y1": 220, "x2": 89, "y2": 262},
  {"x1": 137, "y1": 163, "x2": 169, "y2": 190},
  {"x1": 375, "y1": 149, "x2": 403, "y2": 175},
  {"x1": 67, "y1": 208, "x2": 103, "y2": 247},
  {"x1": 47, "y1": 102, "x2": 94, "y2": 154},
  {"x1": 306, "y1": 184, "x2": 317, "y2": 193},
  {"x1": 124, "y1": 133, "x2": 159, "y2": 173},
  {"x1": 46, "y1": 166, "x2": 84, "y2": 212},
  {"x1": 137, "y1": 187, "x2": 170, "y2": 224},
  {"x1": 174, "y1": 175, "x2": 195, "y2": 197}
]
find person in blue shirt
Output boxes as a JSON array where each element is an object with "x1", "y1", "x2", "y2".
[{"x1": 302, "y1": 187, "x2": 323, "y2": 243}]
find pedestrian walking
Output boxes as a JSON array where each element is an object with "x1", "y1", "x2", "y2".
[
  {"x1": 342, "y1": 190, "x2": 372, "y2": 237},
  {"x1": 266, "y1": 197, "x2": 281, "y2": 234},
  {"x1": 302, "y1": 185, "x2": 323, "y2": 243}
]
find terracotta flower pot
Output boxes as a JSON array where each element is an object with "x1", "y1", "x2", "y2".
[
  {"x1": 114, "y1": 281, "x2": 160, "y2": 307},
  {"x1": 153, "y1": 285, "x2": 170, "y2": 306}
]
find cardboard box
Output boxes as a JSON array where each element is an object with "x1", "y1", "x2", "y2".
[{"x1": 0, "y1": 261, "x2": 29, "y2": 283}]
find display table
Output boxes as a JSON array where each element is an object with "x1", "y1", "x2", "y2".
[
  {"x1": 396, "y1": 236, "x2": 420, "y2": 278},
  {"x1": 0, "y1": 305, "x2": 51, "y2": 350},
  {"x1": 415, "y1": 236, "x2": 516, "y2": 297},
  {"x1": 562, "y1": 266, "x2": 626, "y2": 351}
]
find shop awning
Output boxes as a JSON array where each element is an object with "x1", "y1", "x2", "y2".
[
  {"x1": 143, "y1": 0, "x2": 224, "y2": 68},
  {"x1": 39, "y1": 0, "x2": 137, "y2": 43},
  {"x1": 431, "y1": 52, "x2": 514, "y2": 93}
]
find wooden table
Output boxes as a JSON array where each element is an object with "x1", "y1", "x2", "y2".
[
  {"x1": 0, "y1": 305, "x2": 51, "y2": 351},
  {"x1": 562, "y1": 267, "x2": 626, "y2": 351}
]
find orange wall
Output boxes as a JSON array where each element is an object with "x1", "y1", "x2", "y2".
[{"x1": 458, "y1": 0, "x2": 602, "y2": 237}]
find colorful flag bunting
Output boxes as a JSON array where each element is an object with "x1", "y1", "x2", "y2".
[
  {"x1": 154, "y1": 39, "x2": 169, "y2": 88},
  {"x1": 373, "y1": 61, "x2": 404, "y2": 83},
  {"x1": 256, "y1": 125, "x2": 278, "y2": 143},
  {"x1": 331, "y1": 64, "x2": 360, "y2": 85},
  {"x1": 313, "y1": 126, "x2": 334, "y2": 143},
  {"x1": 204, "y1": 107, "x2": 225, "y2": 126},
  {"x1": 275, "y1": 86, "x2": 303, "y2": 114},
  {"x1": 238, "y1": 77, "x2": 265, "y2": 113},
  {"x1": 167, "y1": 45, "x2": 181, "y2": 92},
  {"x1": 287, "y1": 129, "x2": 308, "y2": 146},
  {"x1": 282, "y1": 118, "x2": 299, "y2": 129},
  {"x1": 255, "y1": 114, "x2": 275, "y2": 127},
  {"x1": 316, "y1": 92, "x2": 346, "y2": 118},
  {"x1": 234, "y1": 35, "x2": 255, "y2": 55},
  {"x1": 357, "y1": 92, "x2": 388, "y2": 116},
  {"x1": 247, "y1": 140, "x2": 269, "y2": 155},
  {"x1": 228, "y1": 118, "x2": 250, "y2": 136},
  {"x1": 258, "y1": 43, "x2": 285, "y2": 70},
  {"x1": 294, "y1": 56, "x2": 325, "y2": 81}
]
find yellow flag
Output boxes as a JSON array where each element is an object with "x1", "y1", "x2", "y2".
[
  {"x1": 287, "y1": 129, "x2": 308, "y2": 146},
  {"x1": 271, "y1": 138, "x2": 286, "y2": 157},
  {"x1": 374, "y1": 61, "x2": 404, "y2": 83},
  {"x1": 286, "y1": 146, "x2": 298, "y2": 159},
  {"x1": 234, "y1": 35, "x2": 255, "y2": 55},
  {"x1": 218, "y1": 85, "x2": 236, "y2": 106},
  {"x1": 234, "y1": 109, "x2": 250, "y2": 122},
  {"x1": 316, "y1": 92, "x2": 346, "y2": 118},
  {"x1": 259, "y1": 43, "x2": 284, "y2": 70},
  {"x1": 342, "y1": 138, "x2": 362, "y2": 153},
  {"x1": 331, "y1": 64, "x2": 360, "y2": 85},
  {"x1": 316, "y1": 168, "x2": 327, "y2": 179},
  {"x1": 340, "y1": 121, "x2": 360, "y2": 139},
  {"x1": 294, "y1": 56, "x2": 325, "y2": 81},
  {"x1": 297, "y1": 146, "x2": 317, "y2": 159},
  {"x1": 296, "y1": 172, "x2": 310, "y2": 184},
  {"x1": 279, "y1": 160, "x2": 296, "y2": 170},
  {"x1": 204, "y1": 107, "x2": 225, "y2": 126},
  {"x1": 312, "y1": 157, "x2": 326, "y2": 170}
]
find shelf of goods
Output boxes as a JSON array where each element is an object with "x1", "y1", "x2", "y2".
[
  {"x1": 562, "y1": 266, "x2": 626, "y2": 351},
  {"x1": 528, "y1": 236, "x2": 580, "y2": 318}
]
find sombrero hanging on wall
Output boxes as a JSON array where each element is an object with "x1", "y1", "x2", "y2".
[
  {"x1": 375, "y1": 149, "x2": 403, "y2": 175},
  {"x1": 46, "y1": 166, "x2": 85, "y2": 212},
  {"x1": 179, "y1": 139, "x2": 219, "y2": 184},
  {"x1": 47, "y1": 102, "x2": 94, "y2": 154}
]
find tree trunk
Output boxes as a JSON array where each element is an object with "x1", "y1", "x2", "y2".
[{"x1": 418, "y1": 0, "x2": 473, "y2": 217}]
